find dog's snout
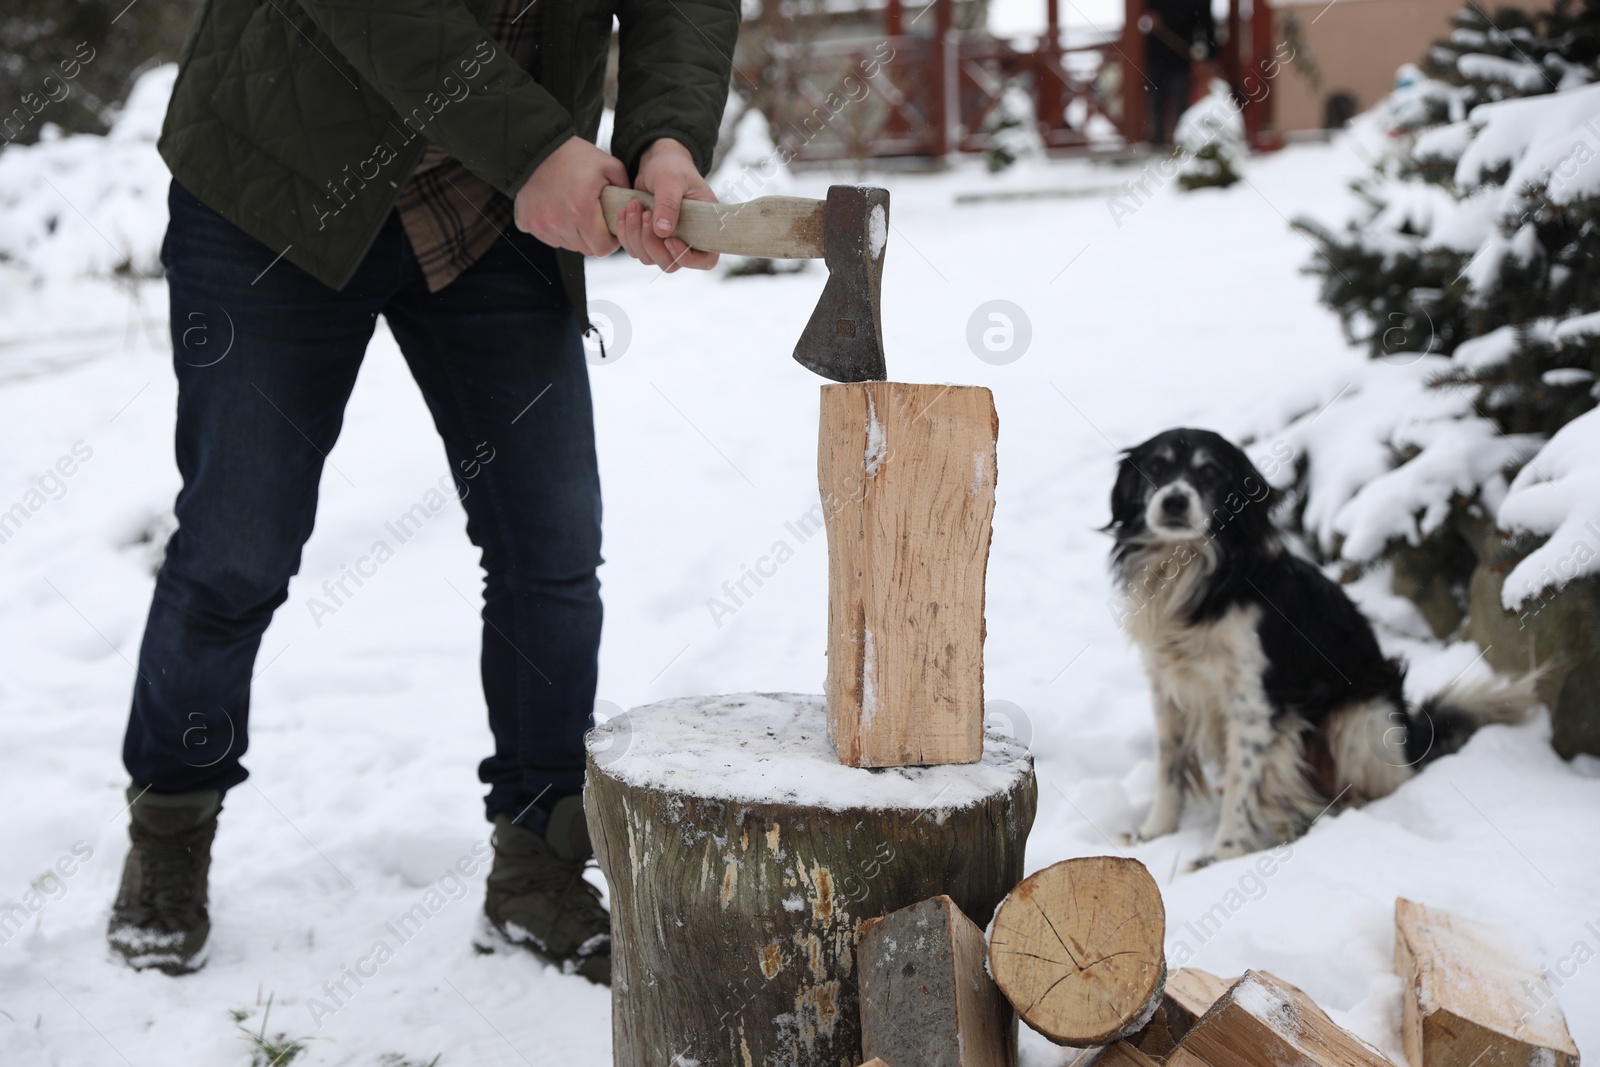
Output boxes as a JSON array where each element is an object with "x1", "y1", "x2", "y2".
[{"x1": 1161, "y1": 492, "x2": 1189, "y2": 517}]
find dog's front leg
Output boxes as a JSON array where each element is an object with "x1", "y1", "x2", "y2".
[
  {"x1": 1130, "y1": 692, "x2": 1186, "y2": 843},
  {"x1": 1189, "y1": 686, "x2": 1276, "y2": 870}
]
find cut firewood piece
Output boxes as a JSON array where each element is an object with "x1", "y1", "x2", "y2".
[
  {"x1": 1164, "y1": 967, "x2": 1234, "y2": 1027},
  {"x1": 858, "y1": 1061, "x2": 889, "y2": 1067},
  {"x1": 1395, "y1": 898, "x2": 1580, "y2": 1067},
  {"x1": 987, "y1": 856, "x2": 1166, "y2": 1047},
  {"x1": 1127, "y1": 1005, "x2": 1180, "y2": 1061},
  {"x1": 1179, "y1": 969, "x2": 1392, "y2": 1067},
  {"x1": 1095, "y1": 1042, "x2": 1160, "y2": 1067},
  {"x1": 1162, "y1": 1048, "x2": 1212, "y2": 1067},
  {"x1": 1127, "y1": 967, "x2": 1237, "y2": 1056},
  {"x1": 819, "y1": 381, "x2": 998, "y2": 767},
  {"x1": 858, "y1": 894, "x2": 1015, "y2": 1067}
]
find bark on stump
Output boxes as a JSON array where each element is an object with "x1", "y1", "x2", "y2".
[{"x1": 586, "y1": 693, "x2": 1037, "y2": 1067}]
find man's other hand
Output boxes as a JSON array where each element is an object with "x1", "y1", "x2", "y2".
[
  {"x1": 514, "y1": 137, "x2": 628, "y2": 257},
  {"x1": 615, "y1": 138, "x2": 719, "y2": 273}
]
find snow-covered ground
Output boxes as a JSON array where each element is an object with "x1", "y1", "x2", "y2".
[{"x1": 2, "y1": 82, "x2": 1598, "y2": 1066}]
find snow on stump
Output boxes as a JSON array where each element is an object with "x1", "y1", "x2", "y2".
[
  {"x1": 585, "y1": 693, "x2": 1036, "y2": 1067},
  {"x1": 1394, "y1": 898, "x2": 1579, "y2": 1067},
  {"x1": 819, "y1": 382, "x2": 998, "y2": 768},
  {"x1": 986, "y1": 856, "x2": 1166, "y2": 1046},
  {"x1": 857, "y1": 894, "x2": 1014, "y2": 1067}
]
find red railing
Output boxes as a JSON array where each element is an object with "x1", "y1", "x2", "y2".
[
  {"x1": 749, "y1": 0, "x2": 1279, "y2": 163},
  {"x1": 767, "y1": 27, "x2": 1128, "y2": 163}
]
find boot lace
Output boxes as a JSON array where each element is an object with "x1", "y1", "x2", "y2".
[
  {"x1": 504, "y1": 854, "x2": 610, "y2": 950},
  {"x1": 134, "y1": 827, "x2": 206, "y2": 915}
]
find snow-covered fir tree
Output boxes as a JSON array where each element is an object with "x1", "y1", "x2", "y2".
[{"x1": 1279, "y1": 0, "x2": 1600, "y2": 613}]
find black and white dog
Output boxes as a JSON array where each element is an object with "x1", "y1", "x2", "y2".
[{"x1": 1107, "y1": 428, "x2": 1535, "y2": 869}]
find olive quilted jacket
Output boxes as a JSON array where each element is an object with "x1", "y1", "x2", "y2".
[{"x1": 158, "y1": 0, "x2": 740, "y2": 315}]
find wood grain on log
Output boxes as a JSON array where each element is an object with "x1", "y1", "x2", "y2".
[
  {"x1": 1179, "y1": 970, "x2": 1392, "y2": 1067},
  {"x1": 819, "y1": 382, "x2": 998, "y2": 767},
  {"x1": 1095, "y1": 1042, "x2": 1160, "y2": 1066},
  {"x1": 1395, "y1": 898, "x2": 1579, "y2": 1067},
  {"x1": 858, "y1": 894, "x2": 1014, "y2": 1067},
  {"x1": 587, "y1": 693, "x2": 1036, "y2": 1067},
  {"x1": 987, "y1": 856, "x2": 1166, "y2": 1046}
]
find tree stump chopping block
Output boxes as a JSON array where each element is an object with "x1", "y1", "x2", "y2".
[{"x1": 585, "y1": 693, "x2": 1036, "y2": 1067}]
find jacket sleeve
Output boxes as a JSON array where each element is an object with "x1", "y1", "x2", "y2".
[
  {"x1": 610, "y1": 0, "x2": 742, "y2": 176},
  {"x1": 289, "y1": 0, "x2": 574, "y2": 196}
]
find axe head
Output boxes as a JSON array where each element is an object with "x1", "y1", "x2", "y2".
[{"x1": 794, "y1": 186, "x2": 889, "y2": 383}]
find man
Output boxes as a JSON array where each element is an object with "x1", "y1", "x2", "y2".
[
  {"x1": 1141, "y1": 0, "x2": 1216, "y2": 145},
  {"x1": 107, "y1": 0, "x2": 740, "y2": 984}
]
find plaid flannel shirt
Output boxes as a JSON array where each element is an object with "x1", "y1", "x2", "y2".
[{"x1": 395, "y1": 0, "x2": 543, "y2": 292}]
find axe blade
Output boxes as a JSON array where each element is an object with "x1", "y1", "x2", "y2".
[{"x1": 794, "y1": 186, "x2": 888, "y2": 383}]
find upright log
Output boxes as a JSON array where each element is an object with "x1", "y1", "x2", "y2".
[
  {"x1": 819, "y1": 382, "x2": 998, "y2": 767},
  {"x1": 1395, "y1": 898, "x2": 1580, "y2": 1067},
  {"x1": 587, "y1": 693, "x2": 1037, "y2": 1067}
]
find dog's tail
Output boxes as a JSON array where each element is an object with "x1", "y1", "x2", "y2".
[
  {"x1": 1405, "y1": 672, "x2": 1543, "y2": 768},
  {"x1": 1329, "y1": 672, "x2": 1542, "y2": 801}
]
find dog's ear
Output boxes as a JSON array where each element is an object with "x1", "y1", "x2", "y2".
[
  {"x1": 1104, "y1": 451, "x2": 1147, "y2": 535},
  {"x1": 1217, "y1": 438, "x2": 1279, "y2": 541}
]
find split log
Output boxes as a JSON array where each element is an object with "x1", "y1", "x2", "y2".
[
  {"x1": 819, "y1": 381, "x2": 998, "y2": 767},
  {"x1": 1095, "y1": 1043, "x2": 1160, "y2": 1067},
  {"x1": 1394, "y1": 898, "x2": 1579, "y2": 1067},
  {"x1": 1162, "y1": 1048, "x2": 1212, "y2": 1067},
  {"x1": 858, "y1": 894, "x2": 1014, "y2": 1067},
  {"x1": 1163, "y1": 968, "x2": 1234, "y2": 1030},
  {"x1": 986, "y1": 856, "x2": 1166, "y2": 1046},
  {"x1": 1128, "y1": 967, "x2": 1236, "y2": 1056},
  {"x1": 586, "y1": 693, "x2": 1036, "y2": 1067},
  {"x1": 1179, "y1": 970, "x2": 1391, "y2": 1067},
  {"x1": 1126, "y1": 1005, "x2": 1181, "y2": 1061}
]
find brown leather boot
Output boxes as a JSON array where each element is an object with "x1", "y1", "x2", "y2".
[
  {"x1": 476, "y1": 796, "x2": 611, "y2": 985},
  {"x1": 107, "y1": 787, "x2": 220, "y2": 975}
]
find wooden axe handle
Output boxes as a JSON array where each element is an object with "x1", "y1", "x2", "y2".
[{"x1": 600, "y1": 186, "x2": 826, "y2": 259}]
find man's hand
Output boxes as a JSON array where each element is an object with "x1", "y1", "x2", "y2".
[
  {"x1": 615, "y1": 138, "x2": 719, "y2": 273},
  {"x1": 514, "y1": 136, "x2": 628, "y2": 257}
]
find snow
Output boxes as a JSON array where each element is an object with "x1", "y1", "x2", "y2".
[
  {"x1": 1456, "y1": 82, "x2": 1600, "y2": 196},
  {"x1": 2, "y1": 70, "x2": 1598, "y2": 1067},
  {"x1": 1497, "y1": 408, "x2": 1600, "y2": 609},
  {"x1": 1455, "y1": 53, "x2": 1552, "y2": 94},
  {"x1": 864, "y1": 391, "x2": 887, "y2": 477},
  {"x1": 591, "y1": 693, "x2": 1031, "y2": 811},
  {"x1": 1331, "y1": 416, "x2": 1536, "y2": 562},
  {"x1": 868, "y1": 203, "x2": 887, "y2": 260}
]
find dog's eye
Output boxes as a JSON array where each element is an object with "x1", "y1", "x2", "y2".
[
  {"x1": 1145, "y1": 457, "x2": 1167, "y2": 476},
  {"x1": 1195, "y1": 463, "x2": 1219, "y2": 481}
]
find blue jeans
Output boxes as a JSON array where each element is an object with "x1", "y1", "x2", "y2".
[{"x1": 123, "y1": 182, "x2": 603, "y2": 826}]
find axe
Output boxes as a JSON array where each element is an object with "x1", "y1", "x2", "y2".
[{"x1": 600, "y1": 185, "x2": 889, "y2": 383}]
